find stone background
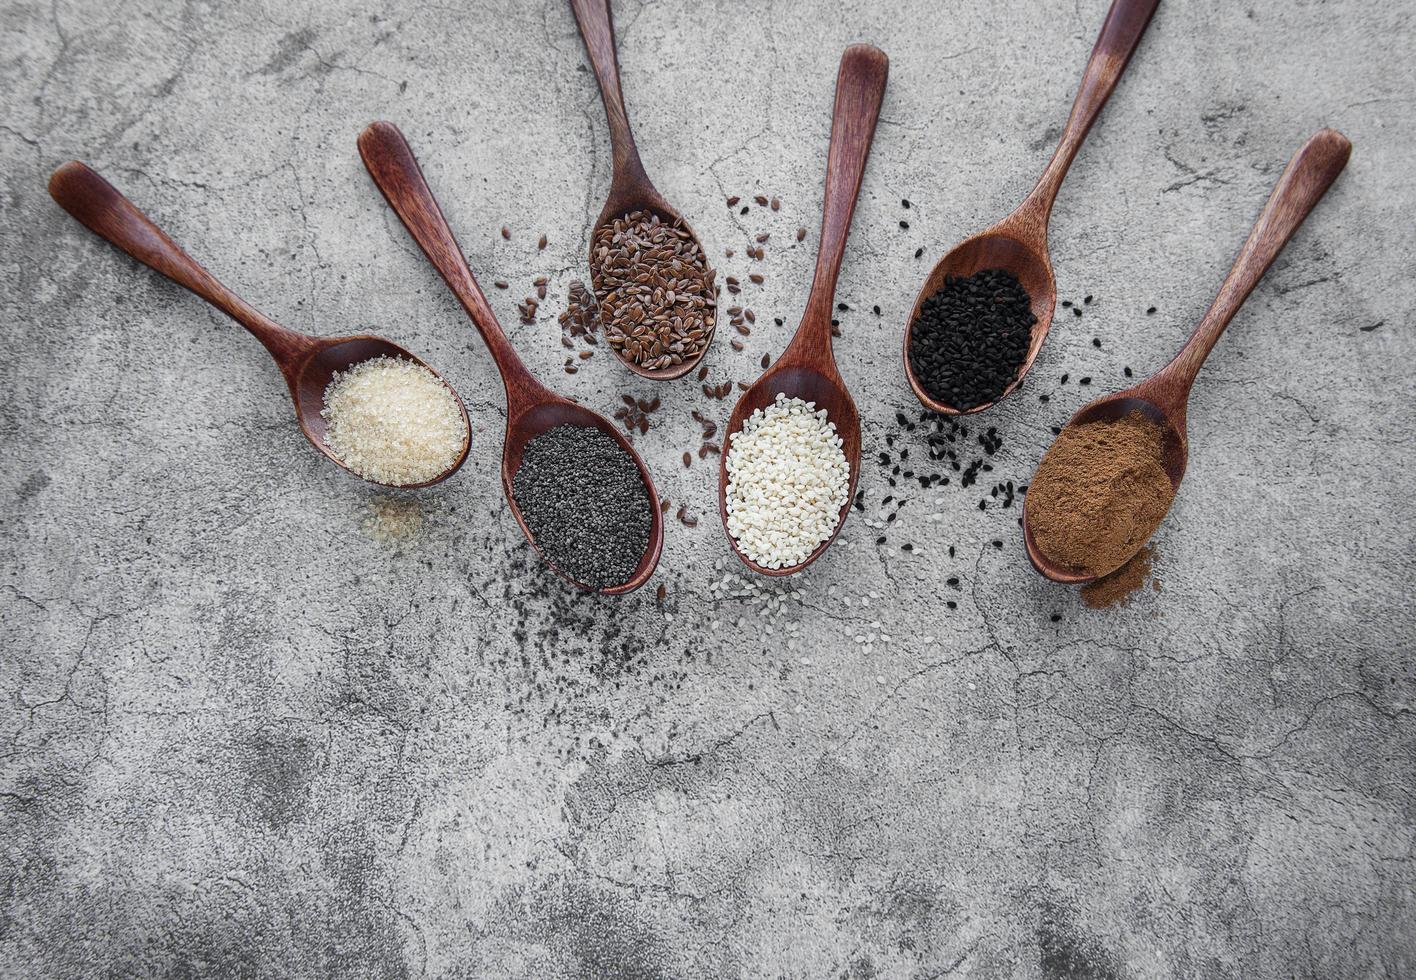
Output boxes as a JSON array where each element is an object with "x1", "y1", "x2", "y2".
[{"x1": 3, "y1": 0, "x2": 1413, "y2": 976}]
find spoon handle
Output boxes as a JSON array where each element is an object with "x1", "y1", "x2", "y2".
[
  {"x1": 792, "y1": 44, "x2": 889, "y2": 359},
  {"x1": 1159, "y1": 129, "x2": 1352, "y2": 393},
  {"x1": 357, "y1": 121, "x2": 542, "y2": 401},
  {"x1": 1019, "y1": 0, "x2": 1160, "y2": 225},
  {"x1": 47, "y1": 161, "x2": 311, "y2": 365},
  {"x1": 570, "y1": 0, "x2": 650, "y2": 192}
]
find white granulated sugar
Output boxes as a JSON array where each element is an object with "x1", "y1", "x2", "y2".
[
  {"x1": 321, "y1": 356, "x2": 466, "y2": 486},
  {"x1": 725, "y1": 393, "x2": 850, "y2": 569}
]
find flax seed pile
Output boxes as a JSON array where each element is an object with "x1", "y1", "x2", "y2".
[{"x1": 591, "y1": 210, "x2": 716, "y2": 371}]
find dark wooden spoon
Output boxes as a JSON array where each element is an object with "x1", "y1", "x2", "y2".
[
  {"x1": 570, "y1": 0, "x2": 716, "y2": 381},
  {"x1": 716, "y1": 45, "x2": 888, "y2": 577},
  {"x1": 48, "y1": 160, "x2": 470, "y2": 489},
  {"x1": 357, "y1": 121, "x2": 664, "y2": 594},
  {"x1": 904, "y1": 0, "x2": 1161, "y2": 416},
  {"x1": 1024, "y1": 128, "x2": 1353, "y2": 584}
]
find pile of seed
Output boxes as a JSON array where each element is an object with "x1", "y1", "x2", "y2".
[
  {"x1": 321, "y1": 356, "x2": 466, "y2": 486},
  {"x1": 908, "y1": 268, "x2": 1037, "y2": 410},
  {"x1": 724, "y1": 394, "x2": 850, "y2": 570},
  {"x1": 511, "y1": 425, "x2": 651, "y2": 590},
  {"x1": 591, "y1": 210, "x2": 716, "y2": 371}
]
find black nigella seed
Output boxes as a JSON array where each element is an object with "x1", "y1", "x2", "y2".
[
  {"x1": 838, "y1": 302, "x2": 850, "y2": 312},
  {"x1": 1084, "y1": 295, "x2": 1093, "y2": 305},
  {"x1": 906, "y1": 268, "x2": 1036, "y2": 411},
  {"x1": 740, "y1": 206, "x2": 749, "y2": 215},
  {"x1": 902, "y1": 198, "x2": 911, "y2": 209},
  {"x1": 775, "y1": 317, "x2": 784, "y2": 326},
  {"x1": 1050, "y1": 613, "x2": 1062, "y2": 623},
  {"x1": 1073, "y1": 308, "x2": 1083, "y2": 318},
  {"x1": 1124, "y1": 366, "x2": 1133, "y2": 377},
  {"x1": 1080, "y1": 377, "x2": 1091, "y2": 385},
  {"x1": 1062, "y1": 300, "x2": 1072, "y2": 308},
  {"x1": 1092, "y1": 337, "x2": 1101, "y2": 348},
  {"x1": 914, "y1": 247, "x2": 924, "y2": 259},
  {"x1": 873, "y1": 305, "x2": 881, "y2": 316},
  {"x1": 1147, "y1": 306, "x2": 1157, "y2": 315},
  {"x1": 902, "y1": 543, "x2": 913, "y2": 552},
  {"x1": 992, "y1": 540, "x2": 1003, "y2": 549},
  {"x1": 1060, "y1": 373, "x2": 1069, "y2": 384},
  {"x1": 947, "y1": 600, "x2": 957, "y2": 610}
]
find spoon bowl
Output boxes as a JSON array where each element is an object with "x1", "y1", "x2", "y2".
[
  {"x1": 905, "y1": 0, "x2": 1160, "y2": 415},
  {"x1": 501, "y1": 398, "x2": 664, "y2": 594},
  {"x1": 904, "y1": 224, "x2": 1057, "y2": 414},
  {"x1": 719, "y1": 361, "x2": 862, "y2": 577},
  {"x1": 717, "y1": 44, "x2": 887, "y2": 577},
  {"x1": 1023, "y1": 128, "x2": 1352, "y2": 584},
  {"x1": 571, "y1": 0, "x2": 716, "y2": 381},
  {"x1": 48, "y1": 160, "x2": 470, "y2": 489},
  {"x1": 358, "y1": 120, "x2": 663, "y2": 593}
]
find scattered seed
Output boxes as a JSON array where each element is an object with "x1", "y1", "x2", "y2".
[{"x1": 500, "y1": 226, "x2": 511, "y2": 240}]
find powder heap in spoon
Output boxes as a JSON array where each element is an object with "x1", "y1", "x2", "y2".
[
  {"x1": 725, "y1": 394, "x2": 850, "y2": 570},
  {"x1": 909, "y1": 268, "x2": 1036, "y2": 410},
  {"x1": 512, "y1": 424, "x2": 651, "y2": 590},
  {"x1": 1025, "y1": 409, "x2": 1176, "y2": 578},
  {"x1": 321, "y1": 355, "x2": 466, "y2": 486},
  {"x1": 592, "y1": 210, "x2": 716, "y2": 371}
]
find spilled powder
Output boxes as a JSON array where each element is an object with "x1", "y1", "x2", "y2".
[
  {"x1": 1025, "y1": 410, "x2": 1175, "y2": 578},
  {"x1": 1082, "y1": 545, "x2": 1159, "y2": 609},
  {"x1": 362, "y1": 495, "x2": 425, "y2": 546}
]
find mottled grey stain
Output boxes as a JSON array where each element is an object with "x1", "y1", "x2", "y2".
[
  {"x1": 523, "y1": 875, "x2": 670, "y2": 980},
  {"x1": 257, "y1": 28, "x2": 317, "y2": 76},
  {"x1": 15, "y1": 471, "x2": 48, "y2": 501},
  {"x1": 1039, "y1": 900, "x2": 1122, "y2": 980},
  {"x1": 238, "y1": 722, "x2": 317, "y2": 829}
]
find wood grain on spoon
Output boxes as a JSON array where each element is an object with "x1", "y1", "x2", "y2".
[
  {"x1": 357, "y1": 121, "x2": 663, "y2": 594},
  {"x1": 904, "y1": 0, "x2": 1161, "y2": 416},
  {"x1": 717, "y1": 44, "x2": 889, "y2": 576},
  {"x1": 47, "y1": 160, "x2": 470, "y2": 489},
  {"x1": 1024, "y1": 128, "x2": 1353, "y2": 584},
  {"x1": 570, "y1": 0, "x2": 716, "y2": 381}
]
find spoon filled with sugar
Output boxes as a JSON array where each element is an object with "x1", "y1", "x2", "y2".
[
  {"x1": 48, "y1": 161, "x2": 470, "y2": 489},
  {"x1": 570, "y1": 0, "x2": 717, "y2": 381},
  {"x1": 717, "y1": 44, "x2": 888, "y2": 577},
  {"x1": 1023, "y1": 128, "x2": 1352, "y2": 584},
  {"x1": 358, "y1": 121, "x2": 664, "y2": 595},
  {"x1": 904, "y1": 0, "x2": 1160, "y2": 416}
]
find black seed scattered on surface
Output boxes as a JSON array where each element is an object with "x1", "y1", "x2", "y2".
[
  {"x1": 946, "y1": 600, "x2": 957, "y2": 610},
  {"x1": 838, "y1": 302, "x2": 850, "y2": 312},
  {"x1": 1084, "y1": 295, "x2": 1093, "y2": 305},
  {"x1": 1079, "y1": 377, "x2": 1091, "y2": 386},
  {"x1": 907, "y1": 268, "x2": 1036, "y2": 410},
  {"x1": 873, "y1": 305, "x2": 882, "y2": 316},
  {"x1": 1092, "y1": 337, "x2": 1102, "y2": 348},
  {"x1": 1050, "y1": 613, "x2": 1062, "y2": 622},
  {"x1": 1147, "y1": 306, "x2": 1157, "y2": 315},
  {"x1": 511, "y1": 425, "x2": 650, "y2": 590},
  {"x1": 914, "y1": 247, "x2": 924, "y2": 259},
  {"x1": 1124, "y1": 366, "x2": 1133, "y2": 377},
  {"x1": 899, "y1": 220, "x2": 910, "y2": 229},
  {"x1": 902, "y1": 198, "x2": 911, "y2": 209},
  {"x1": 1073, "y1": 307, "x2": 1083, "y2": 318}
]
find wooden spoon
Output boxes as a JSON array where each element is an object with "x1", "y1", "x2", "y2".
[
  {"x1": 904, "y1": 0, "x2": 1161, "y2": 416},
  {"x1": 570, "y1": 0, "x2": 716, "y2": 381},
  {"x1": 357, "y1": 121, "x2": 663, "y2": 594},
  {"x1": 48, "y1": 160, "x2": 470, "y2": 489},
  {"x1": 1023, "y1": 128, "x2": 1353, "y2": 584},
  {"x1": 716, "y1": 45, "x2": 889, "y2": 577}
]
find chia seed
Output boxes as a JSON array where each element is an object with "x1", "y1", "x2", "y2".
[{"x1": 511, "y1": 425, "x2": 651, "y2": 590}]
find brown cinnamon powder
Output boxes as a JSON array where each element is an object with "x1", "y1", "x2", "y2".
[
  {"x1": 1026, "y1": 410, "x2": 1175, "y2": 578},
  {"x1": 1081, "y1": 545, "x2": 1157, "y2": 608}
]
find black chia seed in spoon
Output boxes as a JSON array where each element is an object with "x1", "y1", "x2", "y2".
[
  {"x1": 909, "y1": 268, "x2": 1037, "y2": 410},
  {"x1": 512, "y1": 425, "x2": 651, "y2": 590}
]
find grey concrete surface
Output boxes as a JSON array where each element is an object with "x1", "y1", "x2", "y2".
[{"x1": 3, "y1": 0, "x2": 1414, "y2": 976}]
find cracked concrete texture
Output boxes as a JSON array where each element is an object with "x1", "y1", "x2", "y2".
[{"x1": 2, "y1": 0, "x2": 1413, "y2": 976}]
